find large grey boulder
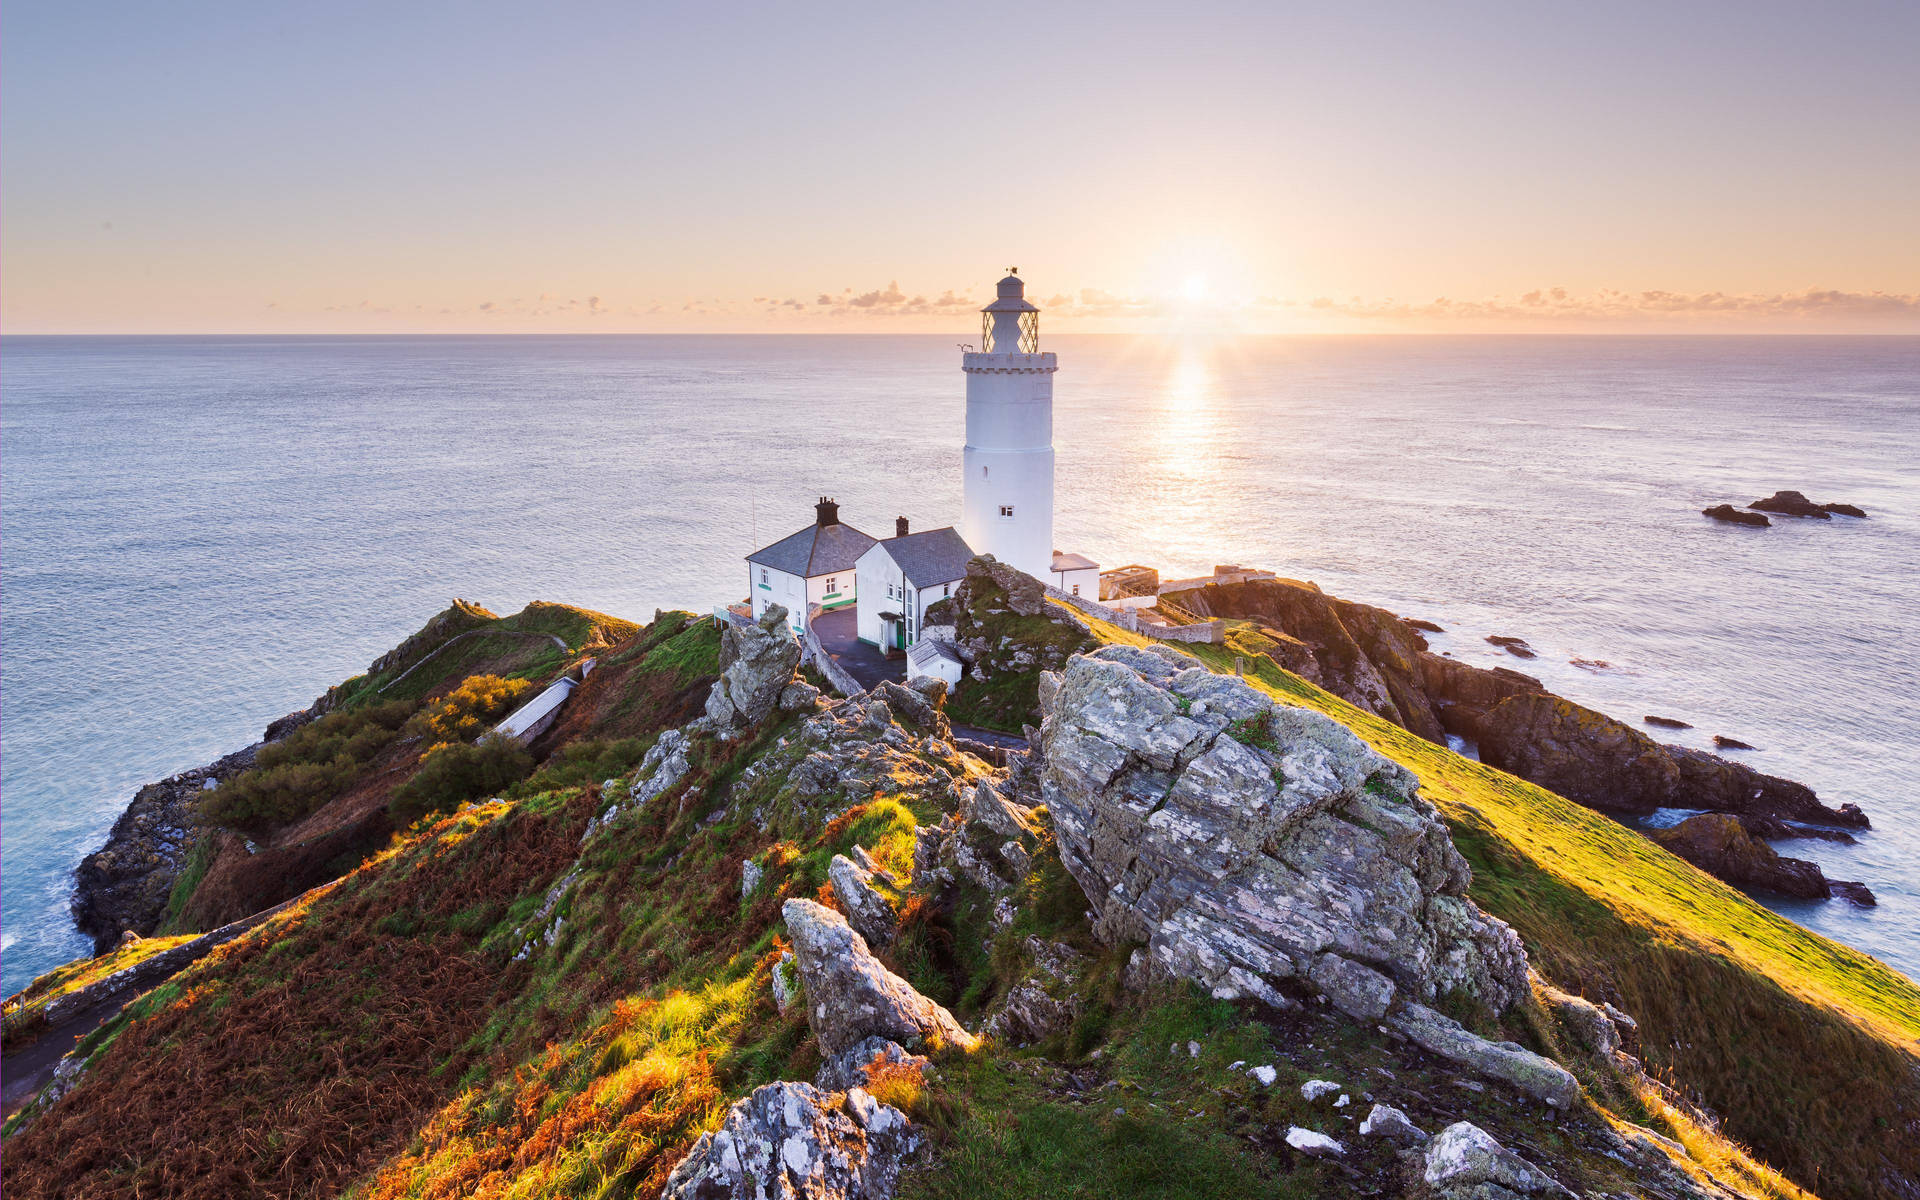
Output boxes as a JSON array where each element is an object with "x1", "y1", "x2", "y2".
[
  {"x1": 782, "y1": 899, "x2": 978, "y2": 1057},
  {"x1": 1037, "y1": 646, "x2": 1530, "y2": 1017},
  {"x1": 1393, "y1": 1004, "x2": 1581, "y2": 1109},
  {"x1": 1423, "y1": 1121, "x2": 1575, "y2": 1199},
  {"x1": 659, "y1": 1081, "x2": 914, "y2": 1200},
  {"x1": 705, "y1": 605, "x2": 804, "y2": 732}
]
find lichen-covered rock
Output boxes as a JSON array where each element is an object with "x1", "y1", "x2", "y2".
[
  {"x1": 782, "y1": 899, "x2": 978, "y2": 1057},
  {"x1": 816, "y1": 1036, "x2": 931, "y2": 1092},
  {"x1": 986, "y1": 939, "x2": 1082, "y2": 1045},
  {"x1": 584, "y1": 726, "x2": 692, "y2": 840},
  {"x1": 1038, "y1": 646, "x2": 1530, "y2": 1016},
  {"x1": 659, "y1": 1081, "x2": 915, "y2": 1200},
  {"x1": 1359, "y1": 1102, "x2": 1428, "y2": 1145},
  {"x1": 911, "y1": 779, "x2": 1042, "y2": 897},
  {"x1": 772, "y1": 951, "x2": 800, "y2": 1015},
  {"x1": 704, "y1": 604, "x2": 804, "y2": 733},
  {"x1": 1394, "y1": 1004, "x2": 1581, "y2": 1108},
  {"x1": 1423, "y1": 1121, "x2": 1575, "y2": 1199},
  {"x1": 830, "y1": 854, "x2": 899, "y2": 947}
]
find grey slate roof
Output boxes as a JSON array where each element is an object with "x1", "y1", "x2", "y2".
[
  {"x1": 748, "y1": 521, "x2": 877, "y2": 577},
  {"x1": 877, "y1": 526, "x2": 975, "y2": 588}
]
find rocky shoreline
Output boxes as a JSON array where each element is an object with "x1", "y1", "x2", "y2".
[{"x1": 68, "y1": 703, "x2": 316, "y2": 954}]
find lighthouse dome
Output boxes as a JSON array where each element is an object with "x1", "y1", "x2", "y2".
[{"x1": 996, "y1": 272, "x2": 1024, "y2": 299}]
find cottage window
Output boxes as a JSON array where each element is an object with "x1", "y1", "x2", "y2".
[
  {"x1": 999, "y1": 505, "x2": 1014, "y2": 518},
  {"x1": 760, "y1": 568, "x2": 768, "y2": 585},
  {"x1": 825, "y1": 576, "x2": 837, "y2": 593},
  {"x1": 887, "y1": 583, "x2": 895, "y2": 600}
]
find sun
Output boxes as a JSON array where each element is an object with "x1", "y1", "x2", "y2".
[{"x1": 1180, "y1": 274, "x2": 1210, "y2": 304}]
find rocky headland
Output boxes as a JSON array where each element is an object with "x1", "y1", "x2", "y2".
[{"x1": 11, "y1": 576, "x2": 1916, "y2": 1200}]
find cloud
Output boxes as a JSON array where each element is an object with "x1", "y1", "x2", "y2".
[{"x1": 1298, "y1": 287, "x2": 1920, "y2": 323}]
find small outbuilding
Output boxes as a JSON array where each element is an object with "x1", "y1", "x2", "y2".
[
  {"x1": 745, "y1": 498, "x2": 876, "y2": 635},
  {"x1": 855, "y1": 520, "x2": 974, "y2": 653},
  {"x1": 1050, "y1": 551, "x2": 1100, "y2": 598}
]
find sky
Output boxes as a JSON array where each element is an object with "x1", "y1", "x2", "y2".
[{"x1": 3, "y1": 1, "x2": 1918, "y2": 334}]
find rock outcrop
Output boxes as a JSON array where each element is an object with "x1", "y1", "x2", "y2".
[
  {"x1": 71, "y1": 742, "x2": 260, "y2": 952},
  {"x1": 829, "y1": 854, "x2": 899, "y2": 948},
  {"x1": 1424, "y1": 1121, "x2": 1575, "y2": 1199},
  {"x1": 1478, "y1": 693, "x2": 1867, "y2": 828},
  {"x1": 1164, "y1": 577, "x2": 1446, "y2": 741},
  {"x1": 1653, "y1": 813, "x2": 1872, "y2": 903},
  {"x1": 659, "y1": 1081, "x2": 915, "y2": 1200},
  {"x1": 782, "y1": 899, "x2": 978, "y2": 1058},
  {"x1": 1703, "y1": 504, "x2": 1770, "y2": 527},
  {"x1": 704, "y1": 605, "x2": 805, "y2": 733},
  {"x1": 1038, "y1": 644, "x2": 1530, "y2": 1017},
  {"x1": 1749, "y1": 490, "x2": 1865, "y2": 519}
]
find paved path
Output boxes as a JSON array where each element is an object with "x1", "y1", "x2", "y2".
[
  {"x1": 951, "y1": 724, "x2": 1029, "y2": 750},
  {"x1": 808, "y1": 608, "x2": 903, "y2": 693}
]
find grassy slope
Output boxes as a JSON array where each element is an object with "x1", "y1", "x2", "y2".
[
  {"x1": 2, "y1": 935, "x2": 201, "y2": 1041},
  {"x1": 1076, "y1": 611, "x2": 1919, "y2": 1200}
]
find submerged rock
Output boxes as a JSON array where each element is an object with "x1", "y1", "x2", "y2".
[
  {"x1": 782, "y1": 899, "x2": 977, "y2": 1058},
  {"x1": 1038, "y1": 645, "x2": 1531, "y2": 1018},
  {"x1": 659, "y1": 1081, "x2": 914, "y2": 1200},
  {"x1": 1643, "y1": 715, "x2": 1692, "y2": 730},
  {"x1": 1486, "y1": 635, "x2": 1537, "y2": 659},
  {"x1": 1712, "y1": 734, "x2": 1757, "y2": 751}
]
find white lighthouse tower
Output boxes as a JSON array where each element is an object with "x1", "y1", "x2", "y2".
[{"x1": 961, "y1": 270, "x2": 1058, "y2": 580}]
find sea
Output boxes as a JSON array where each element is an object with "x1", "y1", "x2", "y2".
[{"x1": 4, "y1": 334, "x2": 1917, "y2": 995}]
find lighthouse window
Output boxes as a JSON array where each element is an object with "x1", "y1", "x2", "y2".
[
  {"x1": 999, "y1": 505, "x2": 1015, "y2": 518},
  {"x1": 983, "y1": 467, "x2": 989, "y2": 479}
]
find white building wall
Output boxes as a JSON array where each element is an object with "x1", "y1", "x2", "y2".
[
  {"x1": 960, "y1": 352, "x2": 1057, "y2": 581},
  {"x1": 855, "y1": 542, "x2": 963, "y2": 650},
  {"x1": 750, "y1": 563, "x2": 808, "y2": 632},
  {"x1": 854, "y1": 543, "x2": 898, "y2": 647},
  {"x1": 1052, "y1": 566, "x2": 1099, "y2": 598}
]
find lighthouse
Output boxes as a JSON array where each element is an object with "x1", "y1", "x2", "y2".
[{"x1": 961, "y1": 270, "x2": 1058, "y2": 580}]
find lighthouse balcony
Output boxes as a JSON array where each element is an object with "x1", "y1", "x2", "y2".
[{"x1": 962, "y1": 351, "x2": 1057, "y2": 373}]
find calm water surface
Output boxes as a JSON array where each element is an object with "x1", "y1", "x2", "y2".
[{"x1": 4, "y1": 334, "x2": 1917, "y2": 993}]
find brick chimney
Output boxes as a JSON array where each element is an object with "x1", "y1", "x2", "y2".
[
  {"x1": 895, "y1": 516, "x2": 910, "y2": 537},
  {"x1": 815, "y1": 497, "x2": 840, "y2": 527}
]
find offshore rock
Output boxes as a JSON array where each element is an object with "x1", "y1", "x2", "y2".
[
  {"x1": 1039, "y1": 645, "x2": 1531, "y2": 1017},
  {"x1": 782, "y1": 899, "x2": 978, "y2": 1058},
  {"x1": 704, "y1": 603, "x2": 804, "y2": 732},
  {"x1": 659, "y1": 1081, "x2": 914, "y2": 1200},
  {"x1": 1703, "y1": 503, "x2": 1770, "y2": 527},
  {"x1": 1750, "y1": 489, "x2": 1865, "y2": 519},
  {"x1": 1424, "y1": 1121, "x2": 1575, "y2": 1199}
]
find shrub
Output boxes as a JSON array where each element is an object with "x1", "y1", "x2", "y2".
[
  {"x1": 391, "y1": 735, "x2": 534, "y2": 825},
  {"x1": 198, "y1": 699, "x2": 418, "y2": 833},
  {"x1": 504, "y1": 737, "x2": 654, "y2": 801},
  {"x1": 404, "y1": 675, "x2": 536, "y2": 744}
]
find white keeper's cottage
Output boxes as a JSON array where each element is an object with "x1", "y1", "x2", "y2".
[
  {"x1": 745, "y1": 497, "x2": 875, "y2": 634},
  {"x1": 854, "y1": 519, "x2": 974, "y2": 652}
]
